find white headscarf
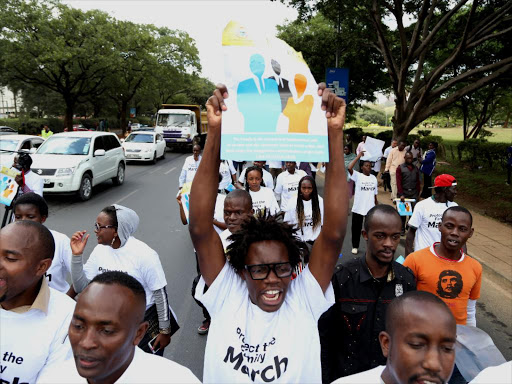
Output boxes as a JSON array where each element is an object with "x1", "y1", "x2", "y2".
[{"x1": 112, "y1": 204, "x2": 139, "y2": 247}]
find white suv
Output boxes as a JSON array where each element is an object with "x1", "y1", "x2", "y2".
[{"x1": 31, "y1": 132, "x2": 126, "y2": 201}]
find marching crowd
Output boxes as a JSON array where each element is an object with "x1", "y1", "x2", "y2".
[{"x1": 0, "y1": 84, "x2": 510, "y2": 384}]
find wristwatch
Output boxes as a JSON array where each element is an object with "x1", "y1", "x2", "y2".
[{"x1": 159, "y1": 327, "x2": 171, "y2": 335}]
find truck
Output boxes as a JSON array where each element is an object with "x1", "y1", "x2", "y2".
[{"x1": 154, "y1": 104, "x2": 207, "y2": 151}]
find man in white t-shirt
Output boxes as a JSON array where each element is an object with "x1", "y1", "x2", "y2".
[
  {"x1": 38, "y1": 271, "x2": 199, "y2": 384},
  {"x1": 333, "y1": 291, "x2": 456, "y2": 384},
  {"x1": 178, "y1": 144, "x2": 202, "y2": 189},
  {"x1": 189, "y1": 83, "x2": 348, "y2": 383},
  {"x1": 13, "y1": 152, "x2": 44, "y2": 196},
  {"x1": 274, "y1": 162, "x2": 307, "y2": 212},
  {"x1": 347, "y1": 150, "x2": 378, "y2": 254},
  {"x1": 220, "y1": 190, "x2": 254, "y2": 254},
  {"x1": 405, "y1": 174, "x2": 458, "y2": 256},
  {"x1": 13, "y1": 192, "x2": 73, "y2": 293},
  {"x1": 0, "y1": 221, "x2": 75, "y2": 384},
  {"x1": 238, "y1": 161, "x2": 275, "y2": 190},
  {"x1": 219, "y1": 160, "x2": 237, "y2": 192}
]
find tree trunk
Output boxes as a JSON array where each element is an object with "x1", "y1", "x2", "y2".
[
  {"x1": 64, "y1": 99, "x2": 74, "y2": 131},
  {"x1": 504, "y1": 110, "x2": 510, "y2": 128},
  {"x1": 120, "y1": 100, "x2": 128, "y2": 136}
]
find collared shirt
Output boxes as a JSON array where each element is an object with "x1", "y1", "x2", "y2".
[
  {"x1": 2, "y1": 278, "x2": 50, "y2": 315},
  {"x1": 319, "y1": 256, "x2": 416, "y2": 382},
  {"x1": 385, "y1": 147, "x2": 406, "y2": 173}
]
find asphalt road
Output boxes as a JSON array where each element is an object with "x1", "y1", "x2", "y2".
[{"x1": 1, "y1": 152, "x2": 510, "y2": 381}]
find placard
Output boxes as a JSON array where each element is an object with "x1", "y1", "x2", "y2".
[
  {"x1": 0, "y1": 166, "x2": 20, "y2": 206},
  {"x1": 220, "y1": 21, "x2": 328, "y2": 162},
  {"x1": 394, "y1": 198, "x2": 415, "y2": 216},
  {"x1": 361, "y1": 137, "x2": 385, "y2": 162}
]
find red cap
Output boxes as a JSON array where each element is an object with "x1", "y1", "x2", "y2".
[{"x1": 433, "y1": 174, "x2": 457, "y2": 188}]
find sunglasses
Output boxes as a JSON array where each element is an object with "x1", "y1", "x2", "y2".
[
  {"x1": 244, "y1": 262, "x2": 293, "y2": 280},
  {"x1": 94, "y1": 223, "x2": 116, "y2": 231}
]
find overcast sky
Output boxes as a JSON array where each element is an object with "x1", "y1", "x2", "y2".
[{"x1": 63, "y1": 0, "x2": 298, "y2": 82}]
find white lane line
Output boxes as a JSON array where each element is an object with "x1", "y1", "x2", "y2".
[
  {"x1": 149, "y1": 166, "x2": 162, "y2": 174},
  {"x1": 113, "y1": 189, "x2": 139, "y2": 205},
  {"x1": 165, "y1": 166, "x2": 176, "y2": 175}
]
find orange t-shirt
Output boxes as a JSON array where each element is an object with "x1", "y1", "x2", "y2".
[{"x1": 404, "y1": 244, "x2": 482, "y2": 325}]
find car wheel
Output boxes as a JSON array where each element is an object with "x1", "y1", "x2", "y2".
[
  {"x1": 112, "y1": 163, "x2": 125, "y2": 185},
  {"x1": 78, "y1": 174, "x2": 92, "y2": 201},
  {"x1": 152, "y1": 151, "x2": 157, "y2": 164}
]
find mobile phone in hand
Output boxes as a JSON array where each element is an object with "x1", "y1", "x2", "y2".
[{"x1": 148, "y1": 335, "x2": 160, "y2": 354}]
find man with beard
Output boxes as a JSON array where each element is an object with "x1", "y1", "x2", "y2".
[
  {"x1": 404, "y1": 206, "x2": 481, "y2": 326},
  {"x1": 332, "y1": 291, "x2": 457, "y2": 384},
  {"x1": 38, "y1": 271, "x2": 199, "y2": 383},
  {"x1": 319, "y1": 205, "x2": 416, "y2": 382}
]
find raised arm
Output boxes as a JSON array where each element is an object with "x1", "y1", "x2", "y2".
[
  {"x1": 188, "y1": 85, "x2": 227, "y2": 286},
  {"x1": 309, "y1": 85, "x2": 348, "y2": 292},
  {"x1": 347, "y1": 151, "x2": 364, "y2": 175}
]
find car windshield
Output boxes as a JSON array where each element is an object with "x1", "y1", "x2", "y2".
[
  {"x1": 157, "y1": 113, "x2": 191, "y2": 127},
  {"x1": 37, "y1": 137, "x2": 91, "y2": 155},
  {"x1": 125, "y1": 134, "x2": 154, "y2": 143},
  {"x1": 0, "y1": 139, "x2": 19, "y2": 152}
]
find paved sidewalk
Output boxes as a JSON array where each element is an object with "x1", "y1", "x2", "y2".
[{"x1": 375, "y1": 186, "x2": 512, "y2": 287}]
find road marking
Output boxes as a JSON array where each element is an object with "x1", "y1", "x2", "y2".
[
  {"x1": 113, "y1": 189, "x2": 139, "y2": 205},
  {"x1": 149, "y1": 166, "x2": 162, "y2": 174},
  {"x1": 165, "y1": 166, "x2": 176, "y2": 175}
]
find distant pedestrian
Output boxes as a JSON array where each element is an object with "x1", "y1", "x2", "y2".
[
  {"x1": 405, "y1": 139, "x2": 422, "y2": 167},
  {"x1": 420, "y1": 141, "x2": 437, "y2": 197},
  {"x1": 356, "y1": 135, "x2": 367, "y2": 155},
  {"x1": 405, "y1": 173, "x2": 458, "y2": 255},
  {"x1": 343, "y1": 145, "x2": 356, "y2": 199},
  {"x1": 348, "y1": 150, "x2": 378, "y2": 254},
  {"x1": 382, "y1": 140, "x2": 397, "y2": 192},
  {"x1": 274, "y1": 161, "x2": 307, "y2": 212},
  {"x1": 238, "y1": 161, "x2": 274, "y2": 190},
  {"x1": 244, "y1": 165, "x2": 279, "y2": 216},
  {"x1": 179, "y1": 144, "x2": 202, "y2": 190},
  {"x1": 396, "y1": 152, "x2": 421, "y2": 234},
  {"x1": 41, "y1": 124, "x2": 53, "y2": 139},
  {"x1": 385, "y1": 141, "x2": 407, "y2": 200}
]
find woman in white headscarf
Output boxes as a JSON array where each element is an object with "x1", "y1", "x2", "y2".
[{"x1": 69, "y1": 204, "x2": 178, "y2": 355}]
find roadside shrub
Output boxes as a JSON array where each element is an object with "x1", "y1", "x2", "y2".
[
  {"x1": 457, "y1": 139, "x2": 509, "y2": 169},
  {"x1": 376, "y1": 130, "x2": 394, "y2": 147}
]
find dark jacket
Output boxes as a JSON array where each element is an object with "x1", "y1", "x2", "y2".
[{"x1": 318, "y1": 256, "x2": 416, "y2": 383}]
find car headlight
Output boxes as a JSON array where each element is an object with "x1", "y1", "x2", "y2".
[
  {"x1": 56, "y1": 167, "x2": 75, "y2": 176},
  {"x1": 143, "y1": 148, "x2": 152, "y2": 153}
]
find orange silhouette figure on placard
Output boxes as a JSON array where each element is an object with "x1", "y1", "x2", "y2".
[
  {"x1": 3, "y1": 183, "x2": 15, "y2": 198},
  {"x1": 283, "y1": 74, "x2": 314, "y2": 134}
]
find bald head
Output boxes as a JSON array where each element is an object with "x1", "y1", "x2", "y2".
[
  {"x1": 225, "y1": 189, "x2": 253, "y2": 212},
  {"x1": 2, "y1": 221, "x2": 55, "y2": 261},
  {"x1": 385, "y1": 291, "x2": 455, "y2": 337}
]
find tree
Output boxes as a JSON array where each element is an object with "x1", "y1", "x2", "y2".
[
  {"x1": 276, "y1": 13, "x2": 389, "y2": 118},
  {"x1": 278, "y1": 0, "x2": 512, "y2": 141},
  {"x1": 0, "y1": 1, "x2": 118, "y2": 129}
]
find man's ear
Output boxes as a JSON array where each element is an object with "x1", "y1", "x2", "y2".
[
  {"x1": 468, "y1": 228, "x2": 474, "y2": 239},
  {"x1": 134, "y1": 321, "x2": 149, "y2": 346},
  {"x1": 379, "y1": 331, "x2": 391, "y2": 358},
  {"x1": 41, "y1": 215, "x2": 48, "y2": 224},
  {"x1": 36, "y1": 258, "x2": 52, "y2": 277},
  {"x1": 362, "y1": 229, "x2": 369, "y2": 241}
]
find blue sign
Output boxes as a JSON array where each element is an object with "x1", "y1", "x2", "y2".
[
  {"x1": 129, "y1": 108, "x2": 136, "y2": 118},
  {"x1": 326, "y1": 68, "x2": 349, "y2": 103}
]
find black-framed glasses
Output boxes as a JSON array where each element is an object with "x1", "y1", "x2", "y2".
[
  {"x1": 244, "y1": 262, "x2": 293, "y2": 280},
  {"x1": 94, "y1": 223, "x2": 116, "y2": 231}
]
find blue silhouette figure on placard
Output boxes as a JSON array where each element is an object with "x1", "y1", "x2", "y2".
[{"x1": 237, "y1": 54, "x2": 282, "y2": 133}]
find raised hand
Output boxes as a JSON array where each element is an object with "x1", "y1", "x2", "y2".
[
  {"x1": 70, "y1": 230, "x2": 89, "y2": 256},
  {"x1": 205, "y1": 84, "x2": 229, "y2": 130},
  {"x1": 317, "y1": 82, "x2": 346, "y2": 131}
]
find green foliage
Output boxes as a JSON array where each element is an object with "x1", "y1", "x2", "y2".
[
  {"x1": 478, "y1": 129, "x2": 494, "y2": 139},
  {"x1": 357, "y1": 106, "x2": 386, "y2": 126},
  {"x1": 457, "y1": 139, "x2": 509, "y2": 169},
  {"x1": 417, "y1": 130, "x2": 432, "y2": 137}
]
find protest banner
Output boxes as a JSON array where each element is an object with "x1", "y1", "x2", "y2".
[
  {"x1": 220, "y1": 21, "x2": 329, "y2": 162},
  {"x1": 361, "y1": 137, "x2": 385, "y2": 162}
]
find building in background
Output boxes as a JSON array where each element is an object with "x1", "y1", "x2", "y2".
[{"x1": 0, "y1": 87, "x2": 20, "y2": 118}]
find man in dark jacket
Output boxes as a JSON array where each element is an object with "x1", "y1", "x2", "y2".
[
  {"x1": 396, "y1": 152, "x2": 421, "y2": 234},
  {"x1": 319, "y1": 205, "x2": 416, "y2": 383}
]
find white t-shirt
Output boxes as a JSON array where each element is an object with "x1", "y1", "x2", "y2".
[
  {"x1": 219, "y1": 229, "x2": 233, "y2": 254},
  {"x1": 274, "y1": 170, "x2": 307, "y2": 212},
  {"x1": 372, "y1": 156, "x2": 382, "y2": 172},
  {"x1": 332, "y1": 365, "x2": 385, "y2": 383},
  {"x1": 239, "y1": 168, "x2": 275, "y2": 190},
  {"x1": 284, "y1": 197, "x2": 324, "y2": 242},
  {"x1": 0, "y1": 286, "x2": 75, "y2": 384},
  {"x1": 37, "y1": 346, "x2": 200, "y2": 383},
  {"x1": 213, "y1": 194, "x2": 226, "y2": 235},
  {"x1": 219, "y1": 160, "x2": 236, "y2": 190},
  {"x1": 179, "y1": 155, "x2": 201, "y2": 187},
  {"x1": 24, "y1": 170, "x2": 44, "y2": 196},
  {"x1": 470, "y1": 361, "x2": 512, "y2": 384},
  {"x1": 83, "y1": 237, "x2": 167, "y2": 309},
  {"x1": 46, "y1": 230, "x2": 72, "y2": 293},
  {"x1": 408, "y1": 197, "x2": 458, "y2": 251},
  {"x1": 383, "y1": 146, "x2": 393, "y2": 158},
  {"x1": 249, "y1": 187, "x2": 279, "y2": 216},
  {"x1": 195, "y1": 262, "x2": 334, "y2": 383},
  {"x1": 350, "y1": 171, "x2": 378, "y2": 216}
]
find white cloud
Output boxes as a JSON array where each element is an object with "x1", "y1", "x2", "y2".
[{"x1": 62, "y1": 0, "x2": 298, "y2": 81}]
